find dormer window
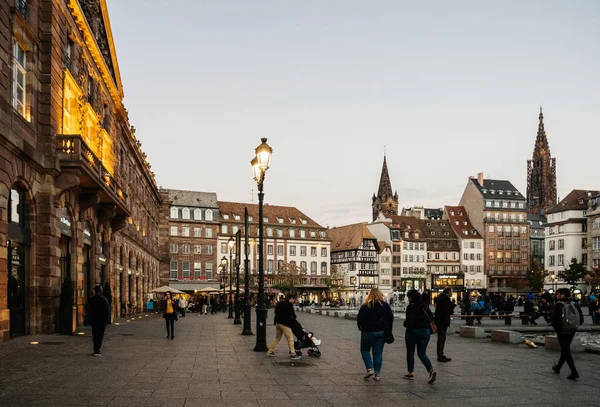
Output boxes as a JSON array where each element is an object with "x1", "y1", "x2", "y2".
[
  {"x1": 490, "y1": 190, "x2": 495, "y2": 194},
  {"x1": 463, "y1": 221, "x2": 467, "y2": 225},
  {"x1": 444, "y1": 232, "x2": 449, "y2": 236},
  {"x1": 277, "y1": 217, "x2": 284, "y2": 224},
  {"x1": 290, "y1": 219, "x2": 297, "y2": 224},
  {"x1": 450, "y1": 211, "x2": 454, "y2": 216},
  {"x1": 301, "y1": 219, "x2": 307, "y2": 225},
  {"x1": 440, "y1": 222, "x2": 445, "y2": 227},
  {"x1": 499, "y1": 190, "x2": 503, "y2": 195},
  {"x1": 415, "y1": 233, "x2": 419, "y2": 239},
  {"x1": 426, "y1": 222, "x2": 431, "y2": 226},
  {"x1": 404, "y1": 232, "x2": 409, "y2": 238},
  {"x1": 263, "y1": 217, "x2": 269, "y2": 222},
  {"x1": 223, "y1": 214, "x2": 229, "y2": 220},
  {"x1": 455, "y1": 220, "x2": 459, "y2": 225},
  {"x1": 182, "y1": 208, "x2": 190, "y2": 219},
  {"x1": 170, "y1": 207, "x2": 178, "y2": 219},
  {"x1": 248, "y1": 216, "x2": 253, "y2": 222},
  {"x1": 431, "y1": 231, "x2": 435, "y2": 235},
  {"x1": 234, "y1": 215, "x2": 241, "y2": 220},
  {"x1": 194, "y1": 209, "x2": 201, "y2": 220},
  {"x1": 463, "y1": 230, "x2": 468, "y2": 235},
  {"x1": 459, "y1": 211, "x2": 463, "y2": 216}
]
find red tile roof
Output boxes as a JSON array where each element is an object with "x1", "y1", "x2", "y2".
[
  {"x1": 545, "y1": 189, "x2": 599, "y2": 214},
  {"x1": 328, "y1": 223, "x2": 378, "y2": 252},
  {"x1": 218, "y1": 201, "x2": 325, "y2": 229},
  {"x1": 445, "y1": 206, "x2": 483, "y2": 239}
]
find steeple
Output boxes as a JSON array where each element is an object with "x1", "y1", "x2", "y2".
[
  {"x1": 372, "y1": 155, "x2": 399, "y2": 221},
  {"x1": 527, "y1": 107, "x2": 557, "y2": 214}
]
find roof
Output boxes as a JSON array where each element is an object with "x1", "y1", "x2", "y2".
[
  {"x1": 218, "y1": 201, "x2": 325, "y2": 229},
  {"x1": 527, "y1": 213, "x2": 547, "y2": 230},
  {"x1": 470, "y1": 178, "x2": 526, "y2": 200},
  {"x1": 161, "y1": 189, "x2": 219, "y2": 208},
  {"x1": 424, "y1": 208, "x2": 444, "y2": 220},
  {"x1": 445, "y1": 206, "x2": 483, "y2": 239},
  {"x1": 377, "y1": 241, "x2": 390, "y2": 253},
  {"x1": 545, "y1": 189, "x2": 599, "y2": 214},
  {"x1": 328, "y1": 223, "x2": 378, "y2": 251},
  {"x1": 387, "y1": 215, "x2": 425, "y2": 241},
  {"x1": 419, "y1": 219, "x2": 460, "y2": 251}
]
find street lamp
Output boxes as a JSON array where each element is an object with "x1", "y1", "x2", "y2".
[
  {"x1": 251, "y1": 137, "x2": 272, "y2": 352},
  {"x1": 234, "y1": 232, "x2": 242, "y2": 325},
  {"x1": 242, "y1": 209, "x2": 253, "y2": 335},
  {"x1": 228, "y1": 237, "x2": 235, "y2": 319},
  {"x1": 220, "y1": 256, "x2": 227, "y2": 312}
]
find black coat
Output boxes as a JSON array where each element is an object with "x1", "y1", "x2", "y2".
[
  {"x1": 552, "y1": 300, "x2": 584, "y2": 333},
  {"x1": 273, "y1": 300, "x2": 296, "y2": 327},
  {"x1": 434, "y1": 293, "x2": 454, "y2": 327},
  {"x1": 89, "y1": 295, "x2": 110, "y2": 325},
  {"x1": 404, "y1": 303, "x2": 434, "y2": 330},
  {"x1": 357, "y1": 301, "x2": 393, "y2": 332}
]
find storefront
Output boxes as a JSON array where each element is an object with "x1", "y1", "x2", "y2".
[
  {"x1": 430, "y1": 273, "x2": 465, "y2": 302},
  {"x1": 400, "y1": 278, "x2": 427, "y2": 292}
]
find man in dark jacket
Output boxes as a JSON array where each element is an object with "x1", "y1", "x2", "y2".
[
  {"x1": 434, "y1": 287, "x2": 455, "y2": 362},
  {"x1": 89, "y1": 285, "x2": 110, "y2": 356},
  {"x1": 267, "y1": 294, "x2": 300, "y2": 360},
  {"x1": 551, "y1": 288, "x2": 584, "y2": 379}
]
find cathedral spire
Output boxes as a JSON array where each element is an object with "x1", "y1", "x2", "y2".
[
  {"x1": 372, "y1": 154, "x2": 399, "y2": 221},
  {"x1": 535, "y1": 106, "x2": 550, "y2": 155},
  {"x1": 377, "y1": 155, "x2": 393, "y2": 199},
  {"x1": 527, "y1": 107, "x2": 557, "y2": 214}
]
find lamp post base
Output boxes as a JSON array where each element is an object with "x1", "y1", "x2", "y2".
[
  {"x1": 253, "y1": 305, "x2": 268, "y2": 352},
  {"x1": 234, "y1": 298, "x2": 242, "y2": 324},
  {"x1": 241, "y1": 303, "x2": 253, "y2": 335}
]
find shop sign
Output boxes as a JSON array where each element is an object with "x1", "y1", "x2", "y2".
[{"x1": 57, "y1": 207, "x2": 72, "y2": 237}]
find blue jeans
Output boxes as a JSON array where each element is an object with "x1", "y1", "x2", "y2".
[
  {"x1": 405, "y1": 328, "x2": 433, "y2": 373},
  {"x1": 360, "y1": 331, "x2": 385, "y2": 374}
]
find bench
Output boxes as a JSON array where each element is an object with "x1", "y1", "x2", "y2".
[
  {"x1": 455, "y1": 314, "x2": 523, "y2": 326},
  {"x1": 460, "y1": 326, "x2": 487, "y2": 338},
  {"x1": 544, "y1": 335, "x2": 585, "y2": 353},
  {"x1": 491, "y1": 329, "x2": 523, "y2": 344}
]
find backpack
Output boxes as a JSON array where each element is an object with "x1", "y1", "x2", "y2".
[{"x1": 559, "y1": 301, "x2": 581, "y2": 331}]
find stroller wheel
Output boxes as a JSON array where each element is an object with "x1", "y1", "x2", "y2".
[
  {"x1": 313, "y1": 350, "x2": 321, "y2": 358},
  {"x1": 307, "y1": 349, "x2": 314, "y2": 356}
]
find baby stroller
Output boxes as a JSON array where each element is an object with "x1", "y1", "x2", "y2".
[{"x1": 290, "y1": 318, "x2": 322, "y2": 358}]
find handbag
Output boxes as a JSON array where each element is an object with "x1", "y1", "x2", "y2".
[
  {"x1": 423, "y1": 306, "x2": 437, "y2": 333},
  {"x1": 377, "y1": 303, "x2": 394, "y2": 344}
]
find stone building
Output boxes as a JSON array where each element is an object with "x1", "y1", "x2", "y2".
[
  {"x1": 158, "y1": 189, "x2": 219, "y2": 290},
  {"x1": 459, "y1": 173, "x2": 530, "y2": 293},
  {"x1": 377, "y1": 242, "x2": 392, "y2": 296},
  {"x1": 1, "y1": 0, "x2": 160, "y2": 342},
  {"x1": 372, "y1": 156, "x2": 398, "y2": 221},
  {"x1": 527, "y1": 108, "x2": 557, "y2": 214},
  {"x1": 444, "y1": 206, "x2": 486, "y2": 295},
  {"x1": 587, "y1": 193, "x2": 600, "y2": 274}
]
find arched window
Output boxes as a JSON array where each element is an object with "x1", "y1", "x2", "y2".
[
  {"x1": 182, "y1": 208, "x2": 190, "y2": 219},
  {"x1": 321, "y1": 262, "x2": 327, "y2": 275},
  {"x1": 205, "y1": 209, "x2": 213, "y2": 221},
  {"x1": 194, "y1": 209, "x2": 201, "y2": 220},
  {"x1": 170, "y1": 207, "x2": 178, "y2": 219}
]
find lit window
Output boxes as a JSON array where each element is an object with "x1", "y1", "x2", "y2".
[{"x1": 13, "y1": 41, "x2": 29, "y2": 121}]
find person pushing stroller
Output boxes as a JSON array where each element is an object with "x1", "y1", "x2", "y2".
[{"x1": 267, "y1": 294, "x2": 302, "y2": 360}]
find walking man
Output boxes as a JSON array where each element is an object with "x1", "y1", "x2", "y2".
[
  {"x1": 89, "y1": 285, "x2": 110, "y2": 356},
  {"x1": 552, "y1": 288, "x2": 584, "y2": 379},
  {"x1": 267, "y1": 294, "x2": 300, "y2": 360},
  {"x1": 434, "y1": 287, "x2": 455, "y2": 362}
]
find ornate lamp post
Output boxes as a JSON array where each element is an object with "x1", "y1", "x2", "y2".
[
  {"x1": 220, "y1": 256, "x2": 227, "y2": 312},
  {"x1": 234, "y1": 231, "x2": 242, "y2": 325},
  {"x1": 228, "y1": 237, "x2": 234, "y2": 319},
  {"x1": 242, "y1": 208, "x2": 253, "y2": 335},
  {"x1": 251, "y1": 138, "x2": 272, "y2": 352}
]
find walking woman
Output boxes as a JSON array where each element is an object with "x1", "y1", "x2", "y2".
[
  {"x1": 403, "y1": 289, "x2": 437, "y2": 384},
  {"x1": 357, "y1": 288, "x2": 394, "y2": 381},
  {"x1": 162, "y1": 291, "x2": 177, "y2": 339}
]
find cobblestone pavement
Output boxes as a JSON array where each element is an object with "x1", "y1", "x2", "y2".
[{"x1": 1, "y1": 311, "x2": 599, "y2": 406}]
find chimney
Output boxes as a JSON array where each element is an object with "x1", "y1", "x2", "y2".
[{"x1": 477, "y1": 172, "x2": 484, "y2": 186}]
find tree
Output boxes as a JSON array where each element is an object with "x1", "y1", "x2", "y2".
[
  {"x1": 323, "y1": 265, "x2": 347, "y2": 297},
  {"x1": 585, "y1": 267, "x2": 600, "y2": 291},
  {"x1": 271, "y1": 261, "x2": 306, "y2": 295},
  {"x1": 558, "y1": 258, "x2": 587, "y2": 289},
  {"x1": 526, "y1": 260, "x2": 549, "y2": 293}
]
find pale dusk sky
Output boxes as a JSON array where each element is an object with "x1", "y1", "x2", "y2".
[{"x1": 106, "y1": 0, "x2": 600, "y2": 227}]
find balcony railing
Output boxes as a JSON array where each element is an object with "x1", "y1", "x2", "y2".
[
  {"x1": 484, "y1": 217, "x2": 527, "y2": 224},
  {"x1": 56, "y1": 135, "x2": 128, "y2": 211},
  {"x1": 357, "y1": 270, "x2": 379, "y2": 276}
]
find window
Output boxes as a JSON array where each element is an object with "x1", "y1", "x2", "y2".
[
  {"x1": 170, "y1": 244, "x2": 178, "y2": 253},
  {"x1": 182, "y1": 244, "x2": 190, "y2": 254},
  {"x1": 277, "y1": 228, "x2": 283, "y2": 238},
  {"x1": 311, "y1": 247, "x2": 317, "y2": 257},
  {"x1": 206, "y1": 245, "x2": 213, "y2": 255},
  {"x1": 234, "y1": 215, "x2": 241, "y2": 220},
  {"x1": 464, "y1": 253, "x2": 468, "y2": 260},
  {"x1": 170, "y1": 262, "x2": 178, "y2": 280},
  {"x1": 221, "y1": 225, "x2": 228, "y2": 234},
  {"x1": 267, "y1": 245, "x2": 274, "y2": 255},
  {"x1": 194, "y1": 262, "x2": 202, "y2": 278},
  {"x1": 549, "y1": 255, "x2": 555, "y2": 266},
  {"x1": 277, "y1": 245, "x2": 283, "y2": 256},
  {"x1": 263, "y1": 217, "x2": 269, "y2": 223},
  {"x1": 194, "y1": 228, "x2": 202, "y2": 237},
  {"x1": 300, "y1": 246, "x2": 307, "y2": 256},
  {"x1": 558, "y1": 239, "x2": 564, "y2": 249},
  {"x1": 321, "y1": 262, "x2": 327, "y2": 275},
  {"x1": 488, "y1": 226, "x2": 494, "y2": 232},
  {"x1": 320, "y1": 231, "x2": 326, "y2": 238},
  {"x1": 205, "y1": 262, "x2": 213, "y2": 279},
  {"x1": 223, "y1": 215, "x2": 229, "y2": 220},
  {"x1": 194, "y1": 209, "x2": 201, "y2": 220},
  {"x1": 170, "y1": 226, "x2": 178, "y2": 236},
  {"x1": 205, "y1": 210, "x2": 213, "y2": 221},
  {"x1": 593, "y1": 237, "x2": 600, "y2": 251},
  {"x1": 182, "y1": 261, "x2": 190, "y2": 278},
  {"x1": 267, "y1": 228, "x2": 273, "y2": 237},
  {"x1": 290, "y1": 229, "x2": 296, "y2": 238},
  {"x1": 321, "y1": 247, "x2": 327, "y2": 257},
  {"x1": 205, "y1": 228, "x2": 213, "y2": 238},
  {"x1": 182, "y1": 208, "x2": 190, "y2": 219},
  {"x1": 300, "y1": 261, "x2": 307, "y2": 271},
  {"x1": 221, "y1": 243, "x2": 227, "y2": 253},
  {"x1": 557, "y1": 255, "x2": 564, "y2": 266},
  {"x1": 549, "y1": 240, "x2": 555, "y2": 251},
  {"x1": 310, "y1": 230, "x2": 316, "y2": 238},
  {"x1": 311, "y1": 261, "x2": 317, "y2": 274},
  {"x1": 182, "y1": 227, "x2": 190, "y2": 237},
  {"x1": 277, "y1": 217, "x2": 283, "y2": 223},
  {"x1": 13, "y1": 41, "x2": 28, "y2": 120},
  {"x1": 300, "y1": 229, "x2": 306, "y2": 238},
  {"x1": 232, "y1": 225, "x2": 239, "y2": 234},
  {"x1": 170, "y1": 207, "x2": 178, "y2": 218},
  {"x1": 290, "y1": 246, "x2": 296, "y2": 256},
  {"x1": 267, "y1": 260, "x2": 274, "y2": 273},
  {"x1": 194, "y1": 245, "x2": 202, "y2": 254}
]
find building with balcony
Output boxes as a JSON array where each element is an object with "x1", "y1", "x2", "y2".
[
  {"x1": 329, "y1": 223, "x2": 379, "y2": 303},
  {"x1": 587, "y1": 193, "x2": 600, "y2": 275},
  {"x1": 545, "y1": 189, "x2": 597, "y2": 291},
  {"x1": 158, "y1": 190, "x2": 219, "y2": 291},
  {"x1": 378, "y1": 242, "x2": 393, "y2": 296},
  {"x1": 217, "y1": 201, "x2": 331, "y2": 304},
  {"x1": 444, "y1": 206, "x2": 485, "y2": 295},
  {"x1": 1, "y1": 0, "x2": 160, "y2": 342},
  {"x1": 528, "y1": 213, "x2": 547, "y2": 267},
  {"x1": 459, "y1": 173, "x2": 530, "y2": 293}
]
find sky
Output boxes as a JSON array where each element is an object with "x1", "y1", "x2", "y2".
[{"x1": 105, "y1": 0, "x2": 600, "y2": 227}]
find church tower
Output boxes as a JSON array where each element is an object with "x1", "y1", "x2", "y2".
[
  {"x1": 527, "y1": 107, "x2": 557, "y2": 214},
  {"x1": 372, "y1": 155, "x2": 399, "y2": 221}
]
